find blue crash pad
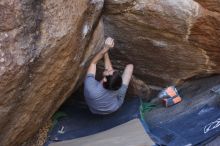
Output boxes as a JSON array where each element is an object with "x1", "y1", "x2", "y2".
[
  {"x1": 145, "y1": 83, "x2": 220, "y2": 146},
  {"x1": 148, "y1": 105, "x2": 220, "y2": 146},
  {"x1": 45, "y1": 98, "x2": 141, "y2": 145}
]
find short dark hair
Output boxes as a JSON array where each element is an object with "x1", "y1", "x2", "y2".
[{"x1": 103, "y1": 71, "x2": 122, "y2": 91}]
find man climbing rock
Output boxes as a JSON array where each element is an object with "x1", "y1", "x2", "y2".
[{"x1": 84, "y1": 37, "x2": 134, "y2": 115}]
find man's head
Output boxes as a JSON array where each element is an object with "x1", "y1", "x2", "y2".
[{"x1": 103, "y1": 70, "x2": 122, "y2": 91}]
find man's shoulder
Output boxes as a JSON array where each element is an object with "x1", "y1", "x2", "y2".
[
  {"x1": 86, "y1": 73, "x2": 95, "y2": 78},
  {"x1": 84, "y1": 73, "x2": 97, "y2": 85}
]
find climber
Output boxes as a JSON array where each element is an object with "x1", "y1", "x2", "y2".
[{"x1": 84, "y1": 37, "x2": 134, "y2": 115}]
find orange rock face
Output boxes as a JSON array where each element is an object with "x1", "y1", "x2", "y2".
[
  {"x1": 104, "y1": 0, "x2": 220, "y2": 87},
  {"x1": 0, "y1": 0, "x2": 104, "y2": 145}
]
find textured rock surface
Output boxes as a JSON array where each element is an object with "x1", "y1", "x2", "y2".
[
  {"x1": 104, "y1": 0, "x2": 220, "y2": 87},
  {"x1": 2, "y1": 0, "x2": 220, "y2": 145},
  {"x1": 195, "y1": 0, "x2": 220, "y2": 12},
  {"x1": 0, "y1": 0, "x2": 104, "y2": 146},
  {"x1": 127, "y1": 76, "x2": 151, "y2": 100}
]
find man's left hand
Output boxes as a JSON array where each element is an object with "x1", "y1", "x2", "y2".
[{"x1": 105, "y1": 37, "x2": 114, "y2": 48}]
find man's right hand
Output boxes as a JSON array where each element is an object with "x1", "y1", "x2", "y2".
[{"x1": 104, "y1": 37, "x2": 114, "y2": 49}]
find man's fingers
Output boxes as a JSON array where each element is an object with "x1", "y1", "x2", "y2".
[
  {"x1": 107, "y1": 37, "x2": 113, "y2": 42},
  {"x1": 110, "y1": 39, "x2": 114, "y2": 46},
  {"x1": 105, "y1": 37, "x2": 110, "y2": 42},
  {"x1": 110, "y1": 39, "x2": 113, "y2": 44},
  {"x1": 105, "y1": 38, "x2": 111, "y2": 44},
  {"x1": 111, "y1": 39, "x2": 114, "y2": 47},
  {"x1": 105, "y1": 37, "x2": 114, "y2": 48},
  {"x1": 106, "y1": 37, "x2": 112, "y2": 42}
]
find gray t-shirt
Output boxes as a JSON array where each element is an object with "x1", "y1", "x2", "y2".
[{"x1": 84, "y1": 73, "x2": 128, "y2": 115}]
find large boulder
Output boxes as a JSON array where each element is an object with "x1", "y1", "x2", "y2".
[
  {"x1": 195, "y1": 0, "x2": 220, "y2": 12},
  {"x1": 104, "y1": 0, "x2": 220, "y2": 87},
  {"x1": 0, "y1": 0, "x2": 104, "y2": 145}
]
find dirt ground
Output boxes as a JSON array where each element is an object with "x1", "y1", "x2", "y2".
[{"x1": 22, "y1": 120, "x2": 52, "y2": 146}]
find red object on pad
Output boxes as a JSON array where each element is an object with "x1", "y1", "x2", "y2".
[{"x1": 159, "y1": 86, "x2": 182, "y2": 107}]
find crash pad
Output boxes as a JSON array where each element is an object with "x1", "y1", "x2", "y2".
[
  {"x1": 205, "y1": 136, "x2": 220, "y2": 146},
  {"x1": 145, "y1": 76, "x2": 220, "y2": 146},
  {"x1": 49, "y1": 119, "x2": 155, "y2": 146},
  {"x1": 45, "y1": 98, "x2": 144, "y2": 145}
]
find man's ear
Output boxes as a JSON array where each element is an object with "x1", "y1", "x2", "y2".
[{"x1": 103, "y1": 77, "x2": 107, "y2": 82}]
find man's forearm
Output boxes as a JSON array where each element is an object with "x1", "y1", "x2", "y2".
[
  {"x1": 104, "y1": 53, "x2": 113, "y2": 70},
  {"x1": 91, "y1": 46, "x2": 109, "y2": 64},
  {"x1": 91, "y1": 37, "x2": 114, "y2": 65}
]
